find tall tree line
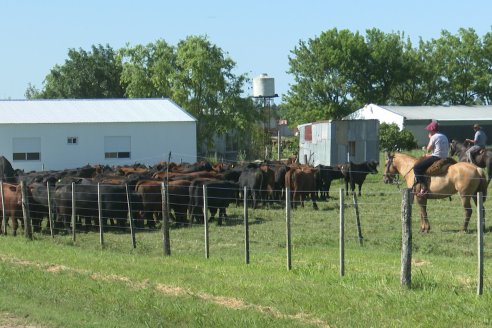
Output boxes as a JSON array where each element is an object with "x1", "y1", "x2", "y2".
[
  {"x1": 26, "y1": 36, "x2": 258, "y2": 154},
  {"x1": 282, "y1": 27, "x2": 492, "y2": 127},
  {"x1": 26, "y1": 28, "x2": 492, "y2": 148}
]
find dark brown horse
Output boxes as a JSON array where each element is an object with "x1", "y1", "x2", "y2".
[
  {"x1": 383, "y1": 152, "x2": 487, "y2": 233},
  {"x1": 449, "y1": 139, "x2": 492, "y2": 185}
]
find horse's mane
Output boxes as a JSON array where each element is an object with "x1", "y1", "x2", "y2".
[{"x1": 393, "y1": 152, "x2": 418, "y2": 163}]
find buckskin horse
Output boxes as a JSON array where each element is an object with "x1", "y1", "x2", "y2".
[{"x1": 383, "y1": 152, "x2": 487, "y2": 233}]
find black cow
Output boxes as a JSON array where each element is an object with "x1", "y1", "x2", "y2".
[
  {"x1": 272, "y1": 163, "x2": 289, "y2": 202},
  {"x1": 188, "y1": 179, "x2": 238, "y2": 225},
  {"x1": 0, "y1": 156, "x2": 16, "y2": 183},
  {"x1": 340, "y1": 161, "x2": 379, "y2": 196},
  {"x1": 238, "y1": 165, "x2": 267, "y2": 209},
  {"x1": 316, "y1": 164, "x2": 345, "y2": 199},
  {"x1": 23, "y1": 182, "x2": 55, "y2": 233},
  {"x1": 54, "y1": 181, "x2": 141, "y2": 232}
]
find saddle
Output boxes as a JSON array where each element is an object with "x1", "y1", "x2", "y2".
[{"x1": 414, "y1": 157, "x2": 457, "y2": 176}]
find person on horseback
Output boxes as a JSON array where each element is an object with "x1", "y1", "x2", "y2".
[
  {"x1": 413, "y1": 121, "x2": 449, "y2": 197},
  {"x1": 465, "y1": 124, "x2": 486, "y2": 165}
]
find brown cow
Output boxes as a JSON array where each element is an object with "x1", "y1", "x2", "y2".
[
  {"x1": 135, "y1": 179, "x2": 191, "y2": 228},
  {"x1": 0, "y1": 182, "x2": 23, "y2": 236},
  {"x1": 285, "y1": 166, "x2": 319, "y2": 210}
]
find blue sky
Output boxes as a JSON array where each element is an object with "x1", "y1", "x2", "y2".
[{"x1": 2, "y1": 0, "x2": 492, "y2": 102}]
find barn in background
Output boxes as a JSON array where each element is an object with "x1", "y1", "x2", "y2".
[
  {"x1": 347, "y1": 103, "x2": 492, "y2": 147},
  {"x1": 0, "y1": 99, "x2": 197, "y2": 171},
  {"x1": 298, "y1": 120, "x2": 379, "y2": 166}
]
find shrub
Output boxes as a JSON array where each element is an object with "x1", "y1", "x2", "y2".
[{"x1": 379, "y1": 123, "x2": 418, "y2": 151}]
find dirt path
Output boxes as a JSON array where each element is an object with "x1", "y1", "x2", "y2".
[{"x1": 0, "y1": 254, "x2": 330, "y2": 328}]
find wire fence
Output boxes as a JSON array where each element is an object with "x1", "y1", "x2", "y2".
[{"x1": 1, "y1": 176, "x2": 491, "y2": 294}]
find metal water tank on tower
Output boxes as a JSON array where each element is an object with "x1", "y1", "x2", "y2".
[{"x1": 253, "y1": 73, "x2": 276, "y2": 98}]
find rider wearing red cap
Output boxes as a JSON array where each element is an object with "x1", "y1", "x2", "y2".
[{"x1": 413, "y1": 121, "x2": 449, "y2": 197}]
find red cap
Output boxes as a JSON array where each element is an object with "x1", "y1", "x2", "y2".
[{"x1": 425, "y1": 121, "x2": 438, "y2": 132}]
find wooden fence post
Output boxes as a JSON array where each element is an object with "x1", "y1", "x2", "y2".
[
  {"x1": 71, "y1": 182, "x2": 76, "y2": 242},
  {"x1": 352, "y1": 191, "x2": 363, "y2": 246},
  {"x1": 477, "y1": 191, "x2": 484, "y2": 296},
  {"x1": 286, "y1": 187, "x2": 292, "y2": 271},
  {"x1": 161, "y1": 182, "x2": 171, "y2": 256},
  {"x1": 0, "y1": 180, "x2": 6, "y2": 235},
  {"x1": 126, "y1": 184, "x2": 136, "y2": 249},
  {"x1": 339, "y1": 188, "x2": 345, "y2": 276},
  {"x1": 21, "y1": 181, "x2": 32, "y2": 240},
  {"x1": 244, "y1": 186, "x2": 250, "y2": 264},
  {"x1": 46, "y1": 182, "x2": 54, "y2": 238},
  {"x1": 401, "y1": 188, "x2": 412, "y2": 288},
  {"x1": 203, "y1": 184, "x2": 209, "y2": 259}
]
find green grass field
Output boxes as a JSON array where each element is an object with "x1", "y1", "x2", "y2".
[{"x1": 1, "y1": 158, "x2": 492, "y2": 327}]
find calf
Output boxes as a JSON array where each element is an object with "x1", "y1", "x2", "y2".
[{"x1": 340, "y1": 161, "x2": 379, "y2": 196}]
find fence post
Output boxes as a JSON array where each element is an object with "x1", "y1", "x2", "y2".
[
  {"x1": 277, "y1": 130, "x2": 281, "y2": 161},
  {"x1": 97, "y1": 183, "x2": 104, "y2": 246},
  {"x1": 352, "y1": 191, "x2": 363, "y2": 246},
  {"x1": 203, "y1": 184, "x2": 209, "y2": 259},
  {"x1": 71, "y1": 182, "x2": 76, "y2": 242},
  {"x1": 401, "y1": 188, "x2": 412, "y2": 288},
  {"x1": 0, "y1": 180, "x2": 6, "y2": 235},
  {"x1": 339, "y1": 188, "x2": 345, "y2": 276},
  {"x1": 161, "y1": 182, "x2": 171, "y2": 256},
  {"x1": 46, "y1": 182, "x2": 54, "y2": 238},
  {"x1": 21, "y1": 181, "x2": 32, "y2": 240},
  {"x1": 244, "y1": 186, "x2": 250, "y2": 264},
  {"x1": 286, "y1": 187, "x2": 292, "y2": 271},
  {"x1": 126, "y1": 184, "x2": 136, "y2": 249},
  {"x1": 477, "y1": 191, "x2": 484, "y2": 296}
]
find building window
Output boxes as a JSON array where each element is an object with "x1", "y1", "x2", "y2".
[
  {"x1": 104, "y1": 152, "x2": 130, "y2": 159},
  {"x1": 13, "y1": 137, "x2": 41, "y2": 161},
  {"x1": 104, "y1": 136, "x2": 131, "y2": 159},
  {"x1": 348, "y1": 141, "x2": 356, "y2": 156},
  {"x1": 67, "y1": 137, "x2": 78, "y2": 144},
  {"x1": 13, "y1": 152, "x2": 40, "y2": 161}
]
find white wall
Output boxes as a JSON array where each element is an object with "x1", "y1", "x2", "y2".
[
  {"x1": 349, "y1": 104, "x2": 405, "y2": 129},
  {"x1": 0, "y1": 122, "x2": 196, "y2": 171}
]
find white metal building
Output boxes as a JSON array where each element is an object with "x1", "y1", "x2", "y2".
[
  {"x1": 0, "y1": 99, "x2": 197, "y2": 171},
  {"x1": 346, "y1": 103, "x2": 492, "y2": 146}
]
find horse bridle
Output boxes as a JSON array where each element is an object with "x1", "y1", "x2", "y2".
[{"x1": 383, "y1": 155, "x2": 402, "y2": 188}]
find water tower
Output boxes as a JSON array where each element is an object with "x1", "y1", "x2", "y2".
[{"x1": 252, "y1": 74, "x2": 278, "y2": 158}]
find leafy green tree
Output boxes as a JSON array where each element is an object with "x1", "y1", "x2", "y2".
[
  {"x1": 119, "y1": 40, "x2": 175, "y2": 98},
  {"x1": 171, "y1": 36, "x2": 254, "y2": 149},
  {"x1": 120, "y1": 36, "x2": 256, "y2": 152},
  {"x1": 379, "y1": 123, "x2": 417, "y2": 151},
  {"x1": 352, "y1": 29, "x2": 407, "y2": 105},
  {"x1": 284, "y1": 29, "x2": 362, "y2": 127},
  {"x1": 37, "y1": 44, "x2": 124, "y2": 98},
  {"x1": 432, "y1": 28, "x2": 487, "y2": 105}
]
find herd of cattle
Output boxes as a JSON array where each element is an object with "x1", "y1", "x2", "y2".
[{"x1": 0, "y1": 156, "x2": 379, "y2": 235}]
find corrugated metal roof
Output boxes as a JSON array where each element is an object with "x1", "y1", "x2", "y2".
[
  {"x1": 378, "y1": 105, "x2": 492, "y2": 121},
  {"x1": 0, "y1": 98, "x2": 197, "y2": 124}
]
